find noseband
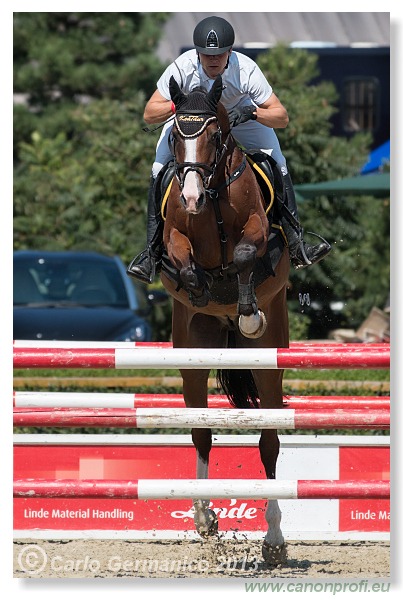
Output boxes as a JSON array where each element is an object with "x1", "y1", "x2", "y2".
[{"x1": 170, "y1": 110, "x2": 228, "y2": 192}]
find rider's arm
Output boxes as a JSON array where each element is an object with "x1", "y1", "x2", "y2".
[
  {"x1": 254, "y1": 93, "x2": 289, "y2": 129},
  {"x1": 144, "y1": 89, "x2": 175, "y2": 124}
]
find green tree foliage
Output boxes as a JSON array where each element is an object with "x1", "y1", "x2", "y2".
[
  {"x1": 14, "y1": 12, "x2": 169, "y2": 154},
  {"x1": 14, "y1": 12, "x2": 170, "y2": 261},
  {"x1": 14, "y1": 96, "x2": 158, "y2": 259},
  {"x1": 257, "y1": 46, "x2": 389, "y2": 333}
]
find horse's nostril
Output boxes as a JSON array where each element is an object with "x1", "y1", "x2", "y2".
[{"x1": 196, "y1": 194, "x2": 205, "y2": 209}]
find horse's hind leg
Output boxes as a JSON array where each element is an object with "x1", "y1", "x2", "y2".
[
  {"x1": 173, "y1": 306, "x2": 223, "y2": 536},
  {"x1": 191, "y1": 421, "x2": 218, "y2": 537},
  {"x1": 239, "y1": 275, "x2": 289, "y2": 565},
  {"x1": 183, "y1": 368, "x2": 218, "y2": 537},
  {"x1": 259, "y1": 427, "x2": 287, "y2": 566},
  {"x1": 250, "y1": 364, "x2": 287, "y2": 566}
]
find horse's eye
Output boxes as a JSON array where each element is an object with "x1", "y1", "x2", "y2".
[{"x1": 211, "y1": 131, "x2": 219, "y2": 142}]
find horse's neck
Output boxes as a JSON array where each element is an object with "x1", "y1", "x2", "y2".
[
  {"x1": 213, "y1": 134, "x2": 244, "y2": 184},
  {"x1": 228, "y1": 137, "x2": 245, "y2": 166}
]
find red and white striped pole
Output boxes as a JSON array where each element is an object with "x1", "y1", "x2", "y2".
[
  {"x1": 12, "y1": 407, "x2": 390, "y2": 429},
  {"x1": 13, "y1": 391, "x2": 390, "y2": 410},
  {"x1": 13, "y1": 478, "x2": 390, "y2": 500},
  {"x1": 13, "y1": 345, "x2": 390, "y2": 369}
]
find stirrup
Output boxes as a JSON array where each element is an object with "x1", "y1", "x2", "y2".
[
  {"x1": 126, "y1": 248, "x2": 156, "y2": 284},
  {"x1": 290, "y1": 231, "x2": 331, "y2": 270},
  {"x1": 305, "y1": 231, "x2": 332, "y2": 246}
]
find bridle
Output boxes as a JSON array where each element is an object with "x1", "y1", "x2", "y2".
[
  {"x1": 169, "y1": 105, "x2": 248, "y2": 279},
  {"x1": 170, "y1": 109, "x2": 230, "y2": 192}
]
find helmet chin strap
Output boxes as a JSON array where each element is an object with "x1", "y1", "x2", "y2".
[
  {"x1": 196, "y1": 49, "x2": 232, "y2": 74},
  {"x1": 225, "y1": 48, "x2": 232, "y2": 68}
]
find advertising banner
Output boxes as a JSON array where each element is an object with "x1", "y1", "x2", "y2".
[{"x1": 13, "y1": 435, "x2": 390, "y2": 540}]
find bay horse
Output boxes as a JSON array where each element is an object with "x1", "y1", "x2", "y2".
[{"x1": 160, "y1": 75, "x2": 290, "y2": 565}]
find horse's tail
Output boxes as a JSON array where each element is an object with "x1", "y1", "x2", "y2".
[{"x1": 216, "y1": 331, "x2": 259, "y2": 409}]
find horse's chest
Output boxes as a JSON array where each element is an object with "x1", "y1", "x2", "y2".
[{"x1": 186, "y1": 211, "x2": 240, "y2": 263}]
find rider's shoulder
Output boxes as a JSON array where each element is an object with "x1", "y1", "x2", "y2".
[
  {"x1": 229, "y1": 50, "x2": 258, "y2": 70},
  {"x1": 175, "y1": 49, "x2": 198, "y2": 68}
]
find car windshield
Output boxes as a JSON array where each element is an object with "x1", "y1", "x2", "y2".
[{"x1": 14, "y1": 256, "x2": 131, "y2": 308}]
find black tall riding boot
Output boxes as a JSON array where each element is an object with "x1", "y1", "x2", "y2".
[
  {"x1": 280, "y1": 172, "x2": 331, "y2": 269},
  {"x1": 126, "y1": 176, "x2": 163, "y2": 284}
]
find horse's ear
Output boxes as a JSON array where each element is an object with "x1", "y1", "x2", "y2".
[
  {"x1": 208, "y1": 74, "x2": 223, "y2": 107},
  {"x1": 169, "y1": 76, "x2": 186, "y2": 108}
]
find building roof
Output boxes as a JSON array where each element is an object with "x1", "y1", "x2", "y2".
[{"x1": 157, "y1": 12, "x2": 390, "y2": 62}]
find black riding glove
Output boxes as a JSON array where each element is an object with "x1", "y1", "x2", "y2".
[{"x1": 228, "y1": 105, "x2": 257, "y2": 127}]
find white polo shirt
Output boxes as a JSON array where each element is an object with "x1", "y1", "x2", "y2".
[
  {"x1": 157, "y1": 49, "x2": 273, "y2": 111},
  {"x1": 152, "y1": 49, "x2": 287, "y2": 176}
]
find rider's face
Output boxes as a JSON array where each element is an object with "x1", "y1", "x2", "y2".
[{"x1": 199, "y1": 51, "x2": 231, "y2": 79}]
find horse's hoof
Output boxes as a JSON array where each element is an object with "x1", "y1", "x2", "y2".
[
  {"x1": 262, "y1": 541, "x2": 287, "y2": 567},
  {"x1": 195, "y1": 509, "x2": 219, "y2": 538},
  {"x1": 239, "y1": 310, "x2": 267, "y2": 339}
]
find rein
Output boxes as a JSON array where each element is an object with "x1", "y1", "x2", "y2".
[{"x1": 206, "y1": 156, "x2": 247, "y2": 277}]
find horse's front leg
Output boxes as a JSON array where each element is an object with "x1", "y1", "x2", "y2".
[
  {"x1": 166, "y1": 228, "x2": 211, "y2": 307},
  {"x1": 233, "y1": 213, "x2": 268, "y2": 338}
]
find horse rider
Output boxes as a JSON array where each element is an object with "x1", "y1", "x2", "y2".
[{"x1": 127, "y1": 15, "x2": 331, "y2": 284}]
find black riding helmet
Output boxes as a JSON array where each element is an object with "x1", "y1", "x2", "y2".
[{"x1": 193, "y1": 16, "x2": 235, "y2": 55}]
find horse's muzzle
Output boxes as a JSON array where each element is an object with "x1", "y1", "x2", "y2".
[{"x1": 180, "y1": 192, "x2": 206, "y2": 214}]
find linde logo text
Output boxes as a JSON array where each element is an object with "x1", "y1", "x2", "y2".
[{"x1": 171, "y1": 499, "x2": 257, "y2": 520}]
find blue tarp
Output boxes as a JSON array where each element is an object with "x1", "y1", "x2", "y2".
[{"x1": 361, "y1": 140, "x2": 390, "y2": 174}]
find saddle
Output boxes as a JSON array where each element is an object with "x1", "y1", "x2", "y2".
[{"x1": 156, "y1": 154, "x2": 287, "y2": 305}]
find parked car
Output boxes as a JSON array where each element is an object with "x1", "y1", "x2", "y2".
[{"x1": 13, "y1": 250, "x2": 168, "y2": 341}]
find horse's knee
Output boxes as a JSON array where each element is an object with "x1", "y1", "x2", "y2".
[
  {"x1": 180, "y1": 264, "x2": 201, "y2": 290},
  {"x1": 233, "y1": 243, "x2": 256, "y2": 272},
  {"x1": 180, "y1": 265, "x2": 211, "y2": 307}
]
